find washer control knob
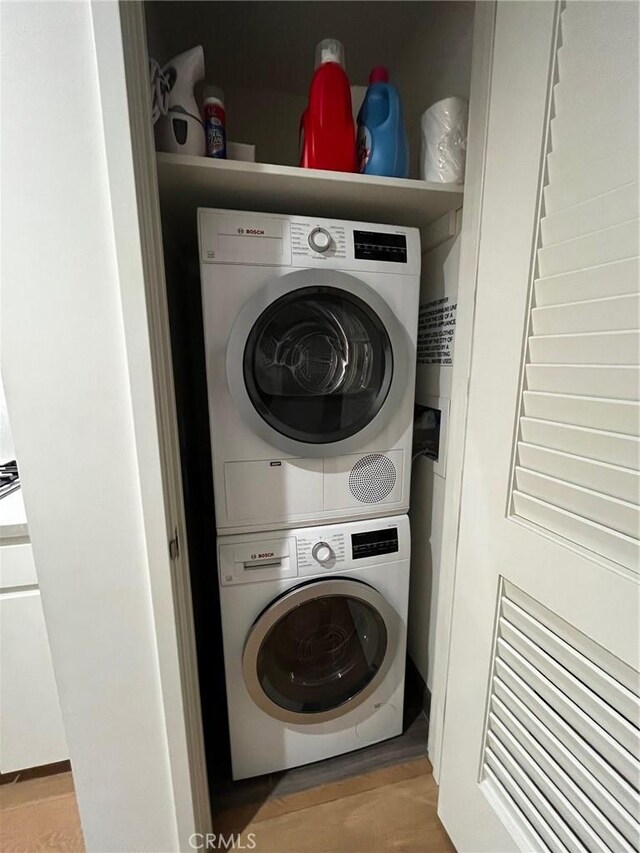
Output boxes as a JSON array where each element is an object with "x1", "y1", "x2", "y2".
[
  {"x1": 312, "y1": 542, "x2": 334, "y2": 564},
  {"x1": 308, "y1": 227, "x2": 332, "y2": 253}
]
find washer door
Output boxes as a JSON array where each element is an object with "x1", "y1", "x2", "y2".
[
  {"x1": 242, "y1": 578, "x2": 400, "y2": 725},
  {"x1": 227, "y1": 269, "x2": 411, "y2": 458}
]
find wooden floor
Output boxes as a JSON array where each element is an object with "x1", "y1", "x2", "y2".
[
  {"x1": 212, "y1": 707, "x2": 430, "y2": 810},
  {"x1": 215, "y1": 757, "x2": 455, "y2": 853},
  {"x1": 0, "y1": 771, "x2": 83, "y2": 852},
  {"x1": 0, "y1": 758, "x2": 454, "y2": 852}
]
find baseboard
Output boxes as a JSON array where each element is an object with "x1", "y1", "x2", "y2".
[{"x1": 0, "y1": 759, "x2": 71, "y2": 785}]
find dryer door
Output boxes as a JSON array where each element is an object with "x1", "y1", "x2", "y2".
[
  {"x1": 227, "y1": 269, "x2": 411, "y2": 457},
  {"x1": 242, "y1": 578, "x2": 400, "y2": 725}
]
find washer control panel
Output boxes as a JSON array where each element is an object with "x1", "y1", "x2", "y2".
[
  {"x1": 297, "y1": 532, "x2": 346, "y2": 572},
  {"x1": 351, "y1": 527, "x2": 399, "y2": 560},
  {"x1": 312, "y1": 541, "x2": 334, "y2": 563},
  {"x1": 217, "y1": 517, "x2": 410, "y2": 586}
]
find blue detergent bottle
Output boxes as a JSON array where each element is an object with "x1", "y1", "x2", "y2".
[{"x1": 357, "y1": 67, "x2": 409, "y2": 178}]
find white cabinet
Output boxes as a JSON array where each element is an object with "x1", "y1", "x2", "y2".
[{"x1": 0, "y1": 542, "x2": 68, "y2": 773}]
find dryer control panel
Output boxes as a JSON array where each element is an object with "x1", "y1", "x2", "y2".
[
  {"x1": 291, "y1": 220, "x2": 347, "y2": 261},
  {"x1": 353, "y1": 231, "x2": 407, "y2": 264},
  {"x1": 198, "y1": 208, "x2": 421, "y2": 276}
]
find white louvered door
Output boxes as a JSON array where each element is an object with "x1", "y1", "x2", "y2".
[{"x1": 437, "y1": 2, "x2": 639, "y2": 851}]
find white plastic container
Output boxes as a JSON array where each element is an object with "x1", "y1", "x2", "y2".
[
  {"x1": 227, "y1": 142, "x2": 256, "y2": 162},
  {"x1": 420, "y1": 97, "x2": 468, "y2": 183}
]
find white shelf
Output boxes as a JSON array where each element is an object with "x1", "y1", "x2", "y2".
[{"x1": 156, "y1": 154, "x2": 463, "y2": 235}]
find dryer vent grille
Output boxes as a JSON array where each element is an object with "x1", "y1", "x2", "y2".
[{"x1": 349, "y1": 454, "x2": 397, "y2": 503}]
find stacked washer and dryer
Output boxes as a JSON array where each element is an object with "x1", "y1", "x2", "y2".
[{"x1": 198, "y1": 207, "x2": 420, "y2": 780}]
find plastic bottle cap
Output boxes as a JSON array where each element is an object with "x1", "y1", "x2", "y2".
[
  {"x1": 315, "y1": 39, "x2": 345, "y2": 68},
  {"x1": 369, "y1": 66, "x2": 389, "y2": 84}
]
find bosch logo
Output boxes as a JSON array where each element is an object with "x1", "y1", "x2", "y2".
[
  {"x1": 237, "y1": 227, "x2": 244, "y2": 234},
  {"x1": 238, "y1": 227, "x2": 265, "y2": 236},
  {"x1": 251, "y1": 552, "x2": 275, "y2": 559}
]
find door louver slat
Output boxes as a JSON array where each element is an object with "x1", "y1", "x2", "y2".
[
  {"x1": 534, "y1": 258, "x2": 639, "y2": 307},
  {"x1": 499, "y1": 590, "x2": 639, "y2": 697},
  {"x1": 512, "y1": 492, "x2": 639, "y2": 569},
  {"x1": 489, "y1": 716, "x2": 635, "y2": 852},
  {"x1": 520, "y1": 418, "x2": 639, "y2": 469},
  {"x1": 510, "y1": 0, "x2": 639, "y2": 572},
  {"x1": 500, "y1": 598, "x2": 638, "y2": 721},
  {"x1": 497, "y1": 625, "x2": 638, "y2": 756},
  {"x1": 545, "y1": 147, "x2": 639, "y2": 214},
  {"x1": 482, "y1": 583, "x2": 640, "y2": 852},
  {"x1": 514, "y1": 467, "x2": 639, "y2": 537},
  {"x1": 522, "y1": 393, "x2": 640, "y2": 435},
  {"x1": 517, "y1": 443, "x2": 639, "y2": 503},
  {"x1": 493, "y1": 676, "x2": 640, "y2": 821},
  {"x1": 484, "y1": 764, "x2": 568, "y2": 852},
  {"x1": 486, "y1": 741, "x2": 591, "y2": 853},
  {"x1": 491, "y1": 696, "x2": 639, "y2": 846},
  {"x1": 549, "y1": 108, "x2": 637, "y2": 167},
  {"x1": 525, "y1": 364, "x2": 639, "y2": 401},
  {"x1": 537, "y1": 219, "x2": 639, "y2": 278},
  {"x1": 540, "y1": 183, "x2": 639, "y2": 246},
  {"x1": 528, "y1": 331, "x2": 640, "y2": 365},
  {"x1": 494, "y1": 655, "x2": 639, "y2": 792},
  {"x1": 531, "y1": 294, "x2": 639, "y2": 336}
]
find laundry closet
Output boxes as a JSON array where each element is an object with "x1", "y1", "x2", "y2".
[
  {"x1": 134, "y1": 0, "x2": 476, "y2": 805},
  {"x1": 4, "y1": 0, "x2": 638, "y2": 849},
  {"x1": 114, "y1": 0, "x2": 640, "y2": 844}
]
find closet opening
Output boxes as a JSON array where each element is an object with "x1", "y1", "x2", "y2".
[{"x1": 139, "y1": 0, "x2": 477, "y2": 835}]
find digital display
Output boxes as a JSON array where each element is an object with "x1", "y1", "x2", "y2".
[
  {"x1": 352, "y1": 527, "x2": 399, "y2": 560},
  {"x1": 354, "y1": 231, "x2": 407, "y2": 263}
]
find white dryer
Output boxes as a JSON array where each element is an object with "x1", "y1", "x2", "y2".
[
  {"x1": 217, "y1": 515, "x2": 410, "y2": 780},
  {"x1": 198, "y1": 208, "x2": 420, "y2": 534}
]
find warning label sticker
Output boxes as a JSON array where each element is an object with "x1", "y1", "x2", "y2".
[{"x1": 417, "y1": 296, "x2": 457, "y2": 365}]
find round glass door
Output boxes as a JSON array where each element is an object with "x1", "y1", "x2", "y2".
[
  {"x1": 243, "y1": 286, "x2": 393, "y2": 444},
  {"x1": 242, "y1": 579, "x2": 397, "y2": 724}
]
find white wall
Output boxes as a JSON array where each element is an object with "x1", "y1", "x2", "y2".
[
  {"x1": 1, "y1": 3, "x2": 182, "y2": 850},
  {"x1": 223, "y1": 87, "x2": 307, "y2": 166},
  {"x1": 396, "y1": 2, "x2": 475, "y2": 178},
  {"x1": 408, "y1": 232, "x2": 462, "y2": 690},
  {"x1": 408, "y1": 457, "x2": 446, "y2": 689},
  {"x1": 144, "y1": 0, "x2": 305, "y2": 167},
  {"x1": 402, "y1": 2, "x2": 474, "y2": 688}
]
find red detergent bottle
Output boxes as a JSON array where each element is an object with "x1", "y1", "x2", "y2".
[{"x1": 300, "y1": 39, "x2": 356, "y2": 172}]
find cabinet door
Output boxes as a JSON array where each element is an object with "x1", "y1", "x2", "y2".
[
  {"x1": 0, "y1": 590, "x2": 68, "y2": 772},
  {"x1": 0, "y1": 541, "x2": 38, "y2": 588},
  {"x1": 437, "y1": 1, "x2": 639, "y2": 850}
]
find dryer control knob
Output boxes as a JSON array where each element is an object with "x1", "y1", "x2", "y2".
[
  {"x1": 308, "y1": 228, "x2": 332, "y2": 253},
  {"x1": 312, "y1": 542, "x2": 334, "y2": 564}
]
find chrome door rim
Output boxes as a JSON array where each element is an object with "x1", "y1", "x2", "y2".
[
  {"x1": 242, "y1": 578, "x2": 400, "y2": 725},
  {"x1": 226, "y1": 269, "x2": 411, "y2": 458}
]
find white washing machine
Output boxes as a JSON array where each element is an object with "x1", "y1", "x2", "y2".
[
  {"x1": 217, "y1": 514, "x2": 410, "y2": 780},
  {"x1": 199, "y1": 208, "x2": 420, "y2": 534}
]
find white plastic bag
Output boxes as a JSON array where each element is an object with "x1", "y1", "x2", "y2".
[{"x1": 420, "y1": 97, "x2": 469, "y2": 184}]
